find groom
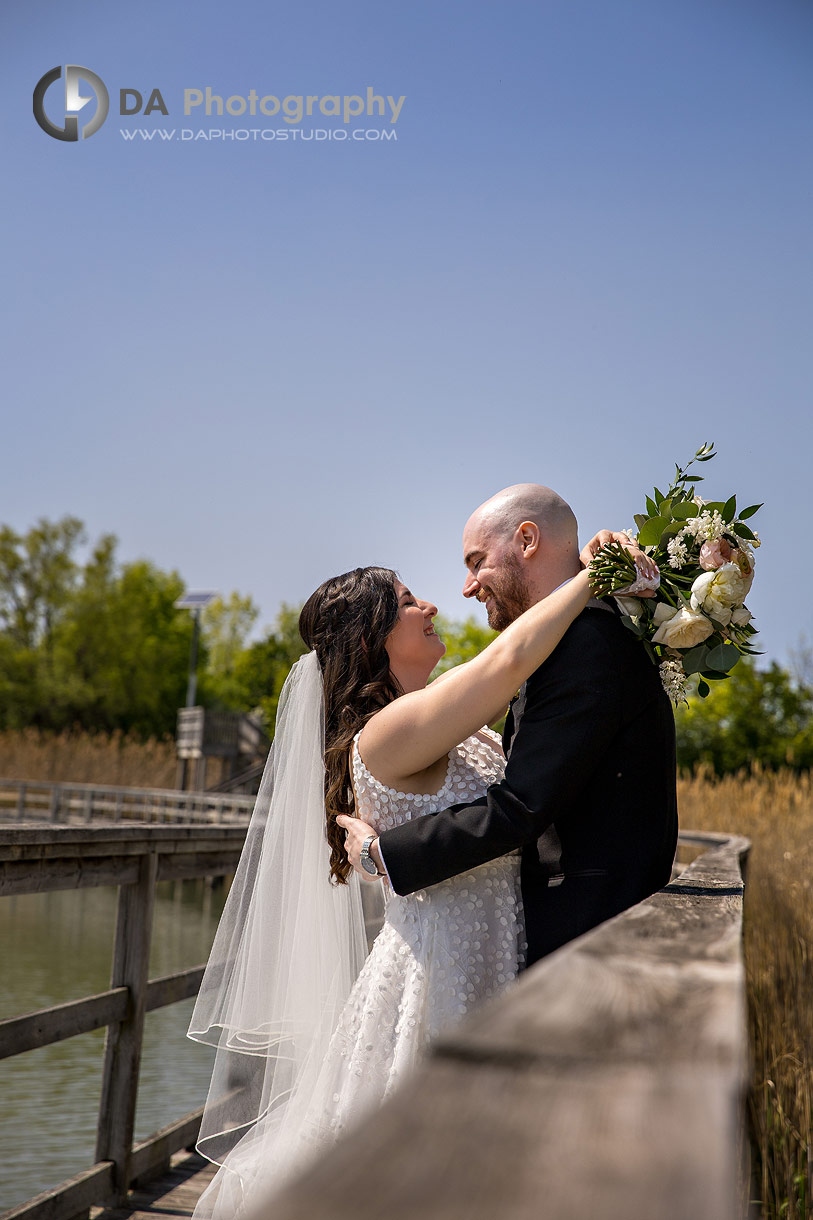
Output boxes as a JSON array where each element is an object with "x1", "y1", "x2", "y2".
[{"x1": 342, "y1": 483, "x2": 678, "y2": 966}]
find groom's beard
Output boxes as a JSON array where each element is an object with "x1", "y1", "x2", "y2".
[{"x1": 484, "y1": 553, "x2": 532, "y2": 631}]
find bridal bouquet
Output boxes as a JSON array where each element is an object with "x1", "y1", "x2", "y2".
[{"x1": 589, "y1": 443, "x2": 761, "y2": 704}]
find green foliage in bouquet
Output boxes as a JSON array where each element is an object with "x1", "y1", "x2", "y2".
[{"x1": 589, "y1": 444, "x2": 762, "y2": 703}]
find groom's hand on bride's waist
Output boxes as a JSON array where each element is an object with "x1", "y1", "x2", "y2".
[{"x1": 336, "y1": 815, "x2": 387, "y2": 882}]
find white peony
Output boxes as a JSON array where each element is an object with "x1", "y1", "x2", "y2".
[
  {"x1": 730, "y1": 606, "x2": 752, "y2": 627},
  {"x1": 651, "y1": 604, "x2": 715, "y2": 649},
  {"x1": 690, "y1": 563, "x2": 746, "y2": 627}
]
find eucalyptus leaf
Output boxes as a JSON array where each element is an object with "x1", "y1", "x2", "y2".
[
  {"x1": 681, "y1": 644, "x2": 710, "y2": 675},
  {"x1": 697, "y1": 679, "x2": 710, "y2": 698},
  {"x1": 645, "y1": 498, "x2": 657, "y2": 517},
  {"x1": 638, "y1": 516, "x2": 670, "y2": 546},
  {"x1": 705, "y1": 642, "x2": 740, "y2": 672},
  {"x1": 620, "y1": 615, "x2": 645, "y2": 637},
  {"x1": 671, "y1": 501, "x2": 700, "y2": 521},
  {"x1": 634, "y1": 513, "x2": 649, "y2": 531}
]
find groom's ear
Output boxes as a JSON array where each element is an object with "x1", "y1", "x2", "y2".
[{"x1": 517, "y1": 520, "x2": 540, "y2": 559}]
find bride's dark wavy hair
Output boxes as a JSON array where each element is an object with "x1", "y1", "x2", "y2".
[{"x1": 299, "y1": 566, "x2": 403, "y2": 884}]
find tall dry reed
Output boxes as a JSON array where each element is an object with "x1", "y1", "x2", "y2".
[
  {"x1": 0, "y1": 728, "x2": 176, "y2": 788},
  {"x1": 679, "y1": 767, "x2": 813, "y2": 1220}
]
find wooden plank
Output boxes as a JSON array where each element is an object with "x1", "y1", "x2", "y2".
[
  {"x1": 0, "y1": 844, "x2": 242, "y2": 895},
  {"x1": 0, "y1": 824, "x2": 248, "y2": 852},
  {"x1": 257, "y1": 1057, "x2": 741, "y2": 1220},
  {"x1": 0, "y1": 856, "x2": 141, "y2": 897},
  {"x1": 90, "y1": 1152, "x2": 216, "y2": 1220},
  {"x1": 145, "y1": 967, "x2": 206, "y2": 1012},
  {"x1": 129, "y1": 1108, "x2": 204, "y2": 1184},
  {"x1": 0, "y1": 1161, "x2": 114, "y2": 1220},
  {"x1": 157, "y1": 851, "x2": 243, "y2": 882},
  {"x1": 0, "y1": 988, "x2": 129, "y2": 1059},
  {"x1": 95, "y1": 853, "x2": 158, "y2": 1202}
]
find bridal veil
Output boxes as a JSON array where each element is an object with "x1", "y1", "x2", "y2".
[{"x1": 187, "y1": 651, "x2": 368, "y2": 1212}]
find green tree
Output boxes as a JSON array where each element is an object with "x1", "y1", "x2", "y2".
[
  {"x1": 49, "y1": 551, "x2": 193, "y2": 738},
  {"x1": 0, "y1": 519, "x2": 200, "y2": 738},
  {"x1": 232, "y1": 604, "x2": 308, "y2": 732},
  {"x1": 431, "y1": 614, "x2": 497, "y2": 676},
  {"x1": 432, "y1": 614, "x2": 509, "y2": 731},
  {"x1": 200, "y1": 592, "x2": 260, "y2": 710},
  {"x1": 675, "y1": 658, "x2": 813, "y2": 774},
  {"x1": 0, "y1": 517, "x2": 86, "y2": 727},
  {"x1": 0, "y1": 516, "x2": 84, "y2": 651}
]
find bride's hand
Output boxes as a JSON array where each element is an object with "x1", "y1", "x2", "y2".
[{"x1": 580, "y1": 530, "x2": 659, "y2": 596}]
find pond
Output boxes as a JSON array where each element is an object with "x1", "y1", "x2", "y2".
[{"x1": 0, "y1": 879, "x2": 227, "y2": 1212}]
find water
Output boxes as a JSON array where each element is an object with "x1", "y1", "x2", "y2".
[{"x1": 0, "y1": 879, "x2": 228, "y2": 1211}]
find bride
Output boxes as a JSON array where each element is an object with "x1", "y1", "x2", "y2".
[{"x1": 188, "y1": 531, "x2": 646, "y2": 1217}]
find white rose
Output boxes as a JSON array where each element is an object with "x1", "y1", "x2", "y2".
[
  {"x1": 615, "y1": 595, "x2": 643, "y2": 619},
  {"x1": 730, "y1": 606, "x2": 752, "y2": 627},
  {"x1": 652, "y1": 601, "x2": 677, "y2": 627},
  {"x1": 690, "y1": 563, "x2": 746, "y2": 626},
  {"x1": 651, "y1": 605, "x2": 715, "y2": 649}
]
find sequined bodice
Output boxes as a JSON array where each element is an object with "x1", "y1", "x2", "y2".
[{"x1": 351, "y1": 729, "x2": 506, "y2": 833}]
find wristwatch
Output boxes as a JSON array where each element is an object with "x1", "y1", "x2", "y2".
[{"x1": 360, "y1": 835, "x2": 382, "y2": 877}]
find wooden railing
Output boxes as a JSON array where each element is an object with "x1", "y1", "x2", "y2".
[
  {"x1": 0, "y1": 827, "x2": 750, "y2": 1220},
  {"x1": 259, "y1": 830, "x2": 752, "y2": 1220},
  {"x1": 0, "y1": 824, "x2": 247, "y2": 1220},
  {"x1": 0, "y1": 779, "x2": 255, "y2": 825}
]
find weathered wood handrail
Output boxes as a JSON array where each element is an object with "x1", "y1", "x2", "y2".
[
  {"x1": 0, "y1": 824, "x2": 248, "y2": 1220},
  {"x1": 257, "y1": 830, "x2": 751, "y2": 1220},
  {"x1": 0, "y1": 778, "x2": 254, "y2": 826},
  {"x1": 1, "y1": 828, "x2": 750, "y2": 1220}
]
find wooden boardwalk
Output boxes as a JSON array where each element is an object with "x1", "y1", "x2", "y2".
[
  {"x1": 89, "y1": 1153, "x2": 215, "y2": 1220},
  {"x1": 2, "y1": 825, "x2": 751, "y2": 1220}
]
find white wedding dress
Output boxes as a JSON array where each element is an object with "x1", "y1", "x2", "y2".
[{"x1": 193, "y1": 727, "x2": 524, "y2": 1217}]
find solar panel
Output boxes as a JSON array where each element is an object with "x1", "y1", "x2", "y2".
[{"x1": 174, "y1": 591, "x2": 219, "y2": 610}]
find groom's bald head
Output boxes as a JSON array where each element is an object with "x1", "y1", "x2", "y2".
[
  {"x1": 462, "y1": 484, "x2": 580, "y2": 623},
  {"x1": 466, "y1": 484, "x2": 578, "y2": 551}
]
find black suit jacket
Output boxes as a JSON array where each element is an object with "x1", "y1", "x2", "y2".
[{"x1": 378, "y1": 602, "x2": 678, "y2": 966}]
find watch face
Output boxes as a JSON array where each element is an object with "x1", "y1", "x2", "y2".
[{"x1": 361, "y1": 855, "x2": 378, "y2": 875}]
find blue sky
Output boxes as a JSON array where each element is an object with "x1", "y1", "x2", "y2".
[{"x1": 3, "y1": 0, "x2": 812, "y2": 665}]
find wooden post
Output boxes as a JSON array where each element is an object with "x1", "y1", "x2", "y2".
[
  {"x1": 84, "y1": 790, "x2": 94, "y2": 823},
  {"x1": 95, "y1": 850, "x2": 158, "y2": 1204},
  {"x1": 49, "y1": 786, "x2": 60, "y2": 821}
]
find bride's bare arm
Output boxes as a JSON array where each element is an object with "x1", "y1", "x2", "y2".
[{"x1": 359, "y1": 568, "x2": 592, "y2": 780}]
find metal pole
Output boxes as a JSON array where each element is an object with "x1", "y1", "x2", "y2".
[{"x1": 185, "y1": 608, "x2": 201, "y2": 708}]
